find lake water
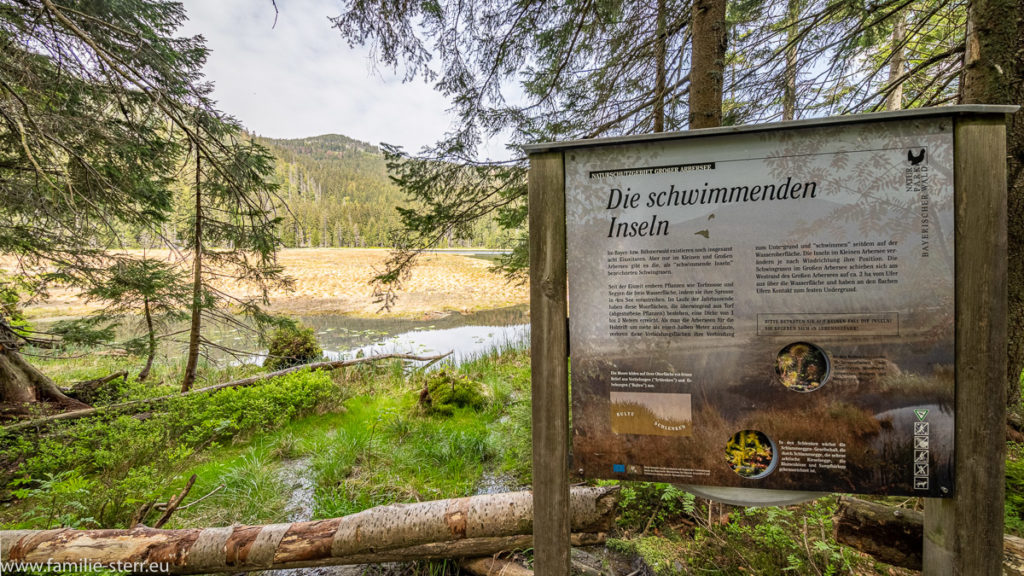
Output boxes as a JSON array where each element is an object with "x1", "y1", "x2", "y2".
[{"x1": 209, "y1": 305, "x2": 530, "y2": 366}]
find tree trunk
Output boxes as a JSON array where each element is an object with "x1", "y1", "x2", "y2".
[
  {"x1": 1005, "y1": 0, "x2": 1024, "y2": 410},
  {"x1": 689, "y1": 0, "x2": 727, "y2": 129},
  {"x1": 782, "y1": 0, "x2": 800, "y2": 121},
  {"x1": 0, "y1": 487, "x2": 617, "y2": 575},
  {"x1": 182, "y1": 147, "x2": 203, "y2": 393},
  {"x1": 653, "y1": 0, "x2": 668, "y2": 132},
  {"x1": 0, "y1": 320, "x2": 89, "y2": 412},
  {"x1": 461, "y1": 556, "x2": 534, "y2": 576},
  {"x1": 960, "y1": 0, "x2": 1020, "y2": 407},
  {"x1": 833, "y1": 496, "x2": 1024, "y2": 574},
  {"x1": 885, "y1": 11, "x2": 906, "y2": 111},
  {"x1": 832, "y1": 496, "x2": 922, "y2": 569},
  {"x1": 138, "y1": 297, "x2": 156, "y2": 382}
]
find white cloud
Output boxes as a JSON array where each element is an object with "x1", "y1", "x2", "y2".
[{"x1": 177, "y1": 0, "x2": 453, "y2": 152}]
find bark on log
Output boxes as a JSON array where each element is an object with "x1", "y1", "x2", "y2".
[
  {"x1": 0, "y1": 346, "x2": 90, "y2": 411},
  {"x1": 0, "y1": 487, "x2": 616, "y2": 574},
  {"x1": 833, "y1": 495, "x2": 923, "y2": 569},
  {"x1": 1007, "y1": 535, "x2": 1024, "y2": 575},
  {"x1": 65, "y1": 371, "x2": 128, "y2": 404},
  {"x1": 1, "y1": 352, "x2": 450, "y2": 433},
  {"x1": 834, "y1": 496, "x2": 1024, "y2": 574},
  {"x1": 69, "y1": 371, "x2": 128, "y2": 392},
  {"x1": 461, "y1": 556, "x2": 534, "y2": 576}
]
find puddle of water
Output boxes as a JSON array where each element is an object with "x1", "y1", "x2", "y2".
[
  {"x1": 473, "y1": 470, "x2": 524, "y2": 496},
  {"x1": 278, "y1": 457, "x2": 315, "y2": 523},
  {"x1": 270, "y1": 458, "x2": 408, "y2": 576},
  {"x1": 422, "y1": 248, "x2": 511, "y2": 264}
]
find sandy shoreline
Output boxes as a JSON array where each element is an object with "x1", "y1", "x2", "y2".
[{"x1": 1, "y1": 249, "x2": 528, "y2": 319}]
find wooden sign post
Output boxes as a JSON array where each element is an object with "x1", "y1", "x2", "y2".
[
  {"x1": 921, "y1": 114, "x2": 1010, "y2": 575},
  {"x1": 529, "y1": 150, "x2": 571, "y2": 575},
  {"x1": 527, "y1": 106, "x2": 1015, "y2": 575}
]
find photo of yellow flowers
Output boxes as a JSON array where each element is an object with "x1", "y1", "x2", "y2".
[{"x1": 725, "y1": 429, "x2": 777, "y2": 478}]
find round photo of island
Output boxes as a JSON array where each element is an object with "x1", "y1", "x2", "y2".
[
  {"x1": 776, "y1": 341, "x2": 830, "y2": 392},
  {"x1": 725, "y1": 430, "x2": 777, "y2": 479}
]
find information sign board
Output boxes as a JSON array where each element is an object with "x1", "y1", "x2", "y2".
[{"x1": 566, "y1": 117, "x2": 955, "y2": 496}]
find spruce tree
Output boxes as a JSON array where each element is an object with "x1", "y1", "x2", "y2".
[
  {"x1": 83, "y1": 257, "x2": 191, "y2": 382},
  {"x1": 0, "y1": 0, "x2": 283, "y2": 408}
]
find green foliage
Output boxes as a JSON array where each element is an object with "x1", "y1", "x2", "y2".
[
  {"x1": 0, "y1": 0, "x2": 288, "y2": 397},
  {"x1": 421, "y1": 370, "x2": 486, "y2": 415},
  {"x1": 0, "y1": 0, "x2": 277, "y2": 288},
  {"x1": 49, "y1": 317, "x2": 117, "y2": 348},
  {"x1": 9, "y1": 471, "x2": 98, "y2": 529},
  {"x1": 1007, "y1": 457, "x2": 1024, "y2": 536},
  {"x1": 167, "y1": 370, "x2": 337, "y2": 447},
  {"x1": 311, "y1": 394, "x2": 498, "y2": 518},
  {"x1": 608, "y1": 536, "x2": 687, "y2": 576},
  {"x1": 214, "y1": 451, "x2": 291, "y2": 524},
  {"x1": 688, "y1": 499, "x2": 857, "y2": 575},
  {"x1": 264, "y1": 324, "x2": 323, "y2": 370},
  {"x1": 81, "y1": 256, "x2": 190, "y2": 366},
  {"x1": 1, "y1": 369, "x2": 339, "y2": 528},
  {"x1": 0, "y1": 271, "x2": 29, "y2": 329},
  {"x1": 608, "y1": 485, "x2": 872, "y2": 575},
  {"x1": 616, "y1": 483, "x2": 696, "y2": 532},
  {"x1": 85, "y1": 259, "x2": 190, "y2": 316},
  {"x1": 175, "y1": 130, "x2": 290, "y2": 390},
  {"x1": 462, "y1": 348, "x2": 533, "y2": 481},
  {"x1": 0, "y1": 0, "x2": 189, "y2": 269}
]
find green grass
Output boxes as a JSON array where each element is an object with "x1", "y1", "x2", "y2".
[
  {"x1": 159, "y1": 350, "x2": 534, "y2": 528},
  {"x1": 1, "y1": 345, "x2": 534, "y2": 537},
  {"x1": 174, "y1": 349, "x2": 533, "y2": 524},
  {"x1": 0, "y1": 364, "x2": 341, "y2": 529}
]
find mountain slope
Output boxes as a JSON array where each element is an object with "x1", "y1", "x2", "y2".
[{"x1": 257, "y1": 134, "x2": 505, "y2": 249}]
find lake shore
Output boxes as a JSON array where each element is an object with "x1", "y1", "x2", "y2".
[{"x1": 1, "y1": 248, "x2": 528, "y2": 320}]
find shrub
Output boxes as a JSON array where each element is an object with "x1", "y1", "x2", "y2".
[
  {"x1": 420, "y1": 370, "x2": 486, "y2": 415},
  {"x1": 1007, "y1": 458, "x2": 1024, "y2": 536},
  {"x1": 3, "y1": 370, "x2": 339, "y2": 528},
  {"x1": 264, "y1": 324, "x2": 322, "y2": 370}
]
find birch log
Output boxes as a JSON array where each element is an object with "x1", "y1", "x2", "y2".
[
  {"x1": 0, "y1": 487, "x2": 616, "y2": 574},
  {"x1": 460, "y1": 556, "x2": 534, "y2": 576}
]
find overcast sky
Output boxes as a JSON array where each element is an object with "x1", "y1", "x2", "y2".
[{"x1": 177, "y1": 0, "x2": 453, "y2": 153}]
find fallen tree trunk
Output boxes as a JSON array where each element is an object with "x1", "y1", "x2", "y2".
[
  {"x1": 461, "y1": 556, "x2": 534, "y2": 576},
  {"x1": 834, "y1": 496, "x2": 1024, "y2": 574},
  {"x1": 832, "y1": 495, "x2": 923, "y2": 569},
  {"x1": 65, "y1": 371, "x2": 128, "y2": 404},
  {"x1": 0, "y1": 487, "x2": 616, "y2": 574},
  {"x1": 1, "y1": 352, "x2": 450, "y2": 433}
]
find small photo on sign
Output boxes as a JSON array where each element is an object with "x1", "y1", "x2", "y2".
[
  {"x1": 610, "y1": 392, "x2": 692, "y2": 436},
  {"x1": 776, "y1": 342, "x2": 830, "y2": 392},
  {"x1": 725, "y1": 430, "x2": 777, "y2": 479}
]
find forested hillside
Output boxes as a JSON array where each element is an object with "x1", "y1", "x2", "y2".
[{"x1": 256, "y1": 134, "x2": 507, "y2": 249}]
